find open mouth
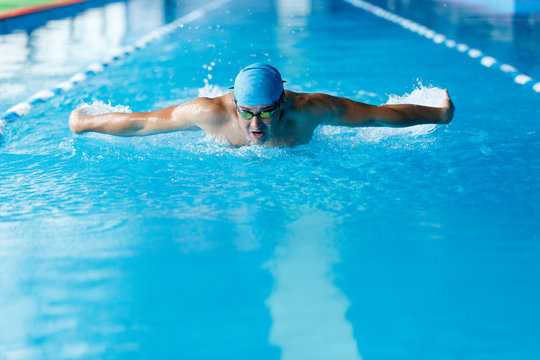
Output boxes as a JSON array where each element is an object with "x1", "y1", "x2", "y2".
[{"x1": 251, "y1": 130, "x2": 265, "y2": 139}]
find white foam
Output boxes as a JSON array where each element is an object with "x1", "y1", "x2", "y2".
[
  {"x1": 364, "y1": 85, "x2": 446, "y2": 139},
  {"x1": 316, "y1": 85, "x2": 445, "y2": 143},
  {"x1": 77, "y1": 100, "x2": 132, "y2": 116},
  {"x1": 385, "y1": 83, "x2": 447, "y2": 107},
  {"x1": 197, "y1": 82, "x2": 230, "y2": 98},
  {"x1": 355, "y1": 124, "x2": 436, "y2": 142},
  {"x1": 153, "y1": 81, "x2": 230, "y2": 109}
]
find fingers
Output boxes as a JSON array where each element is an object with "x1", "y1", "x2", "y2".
[
  {"x1": 439, "y1": 90, "x2": 450, "y2": 108},
  {"x1": 69, "y1": 109, "x2": 82, "y2": 133},
  {"x1": 437, "y1": 90, "x2": 454, "y2": 124},
  {"x1": 443, "y1": 89, "x2": 452, "y2": 102}
]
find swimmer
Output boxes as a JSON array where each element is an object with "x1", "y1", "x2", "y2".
[{"x1": 69, "y1": 63, "x2": 454, "y2": 147}]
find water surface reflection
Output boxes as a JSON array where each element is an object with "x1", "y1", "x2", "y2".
[
  {"x1": 265, "y1": 209, "x2": 362, "y2": 360},
  {"x1": 365, "y1": 0, "x2": 540, "y2": 78}
]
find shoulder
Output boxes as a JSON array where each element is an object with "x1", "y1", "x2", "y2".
[
  {"x1": 286, "y1": 91, "x2": 375, "y2": 126},
  {"x1": 286, "y1": 91, "x2": 344, "y2": 121},
  {"x1": 171, "y1": 92, "x2": 235, "y2": 126}
]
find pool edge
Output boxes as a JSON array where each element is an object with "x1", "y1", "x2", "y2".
[{"x1": 0, "y1": 0, "x2": 89, "y2": 20}]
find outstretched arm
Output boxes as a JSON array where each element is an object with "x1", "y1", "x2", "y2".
[
  {"x1": 69, "y1": 97, "x2": 222, "y2": 136},
  {"x1": 308, "y1": 90, "x2": 454, "y2": 127}
]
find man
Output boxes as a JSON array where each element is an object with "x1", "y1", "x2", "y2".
[{"x1": 69, "y1": 63, "x2": 454, "y2": 147}]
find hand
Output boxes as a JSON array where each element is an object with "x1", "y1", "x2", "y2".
[
  {"x1": 439, "y1": 89, "x2": 455, "y2": 124},
  {"x1": 69, "y1": 109, "x2": 83, "y2": 133}
]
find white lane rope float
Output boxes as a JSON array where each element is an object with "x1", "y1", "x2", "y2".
[
  {"x1": 344, "y1": 0, "x2": 540, "y2": 94},
  {"x1": 0, "y1": 0, "x2": 230, "y2": 133}
]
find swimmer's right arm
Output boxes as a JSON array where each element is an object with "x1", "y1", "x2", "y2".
[
  {"x1": 309, "y1": 90, "x2": 454, "y2": 127},
  {"x1": 69, "y1": 97, "x2": 220, "y2": 136}
]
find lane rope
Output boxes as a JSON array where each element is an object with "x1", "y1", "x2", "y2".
[
  {"x1": 0, "y1": 0, "x2": 230, "y2": 133},
  {"x1": 344, "y1": 0, "x2": 540, "y2": 94}
]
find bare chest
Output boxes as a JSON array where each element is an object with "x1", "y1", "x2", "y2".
[{"x1": 201, "y1": 114, "x2": 317, "y2": 147}]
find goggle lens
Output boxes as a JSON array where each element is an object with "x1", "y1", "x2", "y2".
[
  {"x1": 238, "y1": 109, "x2": 275, "y2": 120},
  {"x1": 236, "y1": 99, "x2": 279, "y2": 120},
  {"x1": 260, "y1": 110, "x2": 275, "y2": 119},
  {"x1": 240, "y1": 111, "x2": 253, "y2": 120}
]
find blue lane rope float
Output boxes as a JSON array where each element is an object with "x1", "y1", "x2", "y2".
[
  {"x1": 0, "y1": 0, "x2": 231, "y2": 133},
  {"x1": 344, "y1": 0, "x2": 540, "y2": 94}
]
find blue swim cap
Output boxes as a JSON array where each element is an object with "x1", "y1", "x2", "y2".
[{"x1": 233, "y1": 63, "x2": 284, "y2": 106}]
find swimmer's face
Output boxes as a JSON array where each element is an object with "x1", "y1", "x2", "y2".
[{"x1": 235, "y1": 101, "x2": 280, "y2": 144}]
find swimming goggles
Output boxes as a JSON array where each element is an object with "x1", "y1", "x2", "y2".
[{"x1": 234, "y1": 100, "x2": 279, "y2": 120}]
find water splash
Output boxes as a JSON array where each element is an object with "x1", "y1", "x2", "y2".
[
  {"x1": 194, "y1": 81, "x2": 445, "y2": 145},
  {"x1": 356, "y1": 84, "x2": 448, "y2": 141},
  {"x1": 74, "y1": 84, "x2": 447, "y2": 149},
  {"x1": 77, "y1": 99, "x2": 132, "y2": 116},
  {"x1": 386, "y1": 82, "x2": 448, "y2": 107},
  {"x1": 197, "y1": 81, "x2": 230, "y2": 98},
  {"x1": 180, "y1": 134, "x2": 291, "y2": 159}
]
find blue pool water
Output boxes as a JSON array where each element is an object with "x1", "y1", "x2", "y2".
[{"x1": 0, "y1": 0, "x2": 539, "y2": 358}]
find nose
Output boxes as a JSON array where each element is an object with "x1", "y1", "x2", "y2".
[{"x1": 250, "y1": 116, "x2": 263, "y2": 129}]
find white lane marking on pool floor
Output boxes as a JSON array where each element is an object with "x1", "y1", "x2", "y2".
[
  {"x1": 344, "y1": 0, "x2": 539, "y2": 95},
  {"x1": 0, "y1": 0, "x2": 231, "y2": 133}
]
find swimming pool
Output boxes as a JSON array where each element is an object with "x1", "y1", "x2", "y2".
[{"x1": 0, "y1": 0, "x2": 539, "y2": 358}]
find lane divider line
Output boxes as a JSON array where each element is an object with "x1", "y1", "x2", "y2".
[
  {"x1": 344, "y1": 0, "x2": 540, "y2": 94},
  {"x1": 0, "y1": 0, "x2": 231, "y2": 133}
]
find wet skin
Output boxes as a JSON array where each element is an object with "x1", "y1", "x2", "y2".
[
  {"x1": 235, "y1": 103, "x2": 280, "y2": 145},
  {"x1": 69, "y1": 90, "x2": 455, "y2": 147}
]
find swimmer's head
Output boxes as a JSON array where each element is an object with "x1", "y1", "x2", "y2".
[
  {"x1": 233, "y1": 63, "x2": 285, "y2": 145},
  {"x1": 233, "y1": 63, "x2": 284, "y2": 106}
]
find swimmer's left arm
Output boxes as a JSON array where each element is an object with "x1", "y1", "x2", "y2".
[
  {"x1": 69, "y1": 97, "x2": 223, "y2": 136},
  {"x1": 315, "y1": 90, "x2": 454, "y2": 127}
]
